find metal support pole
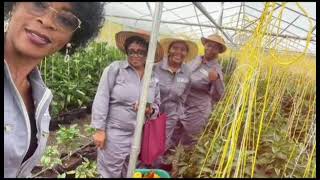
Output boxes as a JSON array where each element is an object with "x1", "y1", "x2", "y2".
[
  {"x1": 241, "y1": 2, "x2": 245, "y2": 29},
  {"x1": 106, "y1": 15, "x2": 316, "y2": 42},
  {"x1": 174, "y1": 5, "x2": 240, "y2": 24},
  {"x1": 126, "y1": 2, "x2": 163, "y2": 178},
  {"x1": 193, "y1": 5, "x2": 204, "y2": 37},
  {"x1": 193, "y1": 2, "x2": 235, "y2": 46},
  {"x1": 246, "y1": 4, "x2": 311, "y2": 34},
  {"x1": 146, "y1": 2, "x2": 153, "y2": 16},
  {"x1": 233, "y1": 2, "x2": 243, "y2": 43},
  {"x1": 232, "y1": 3, "x2": 282, "y2": 39},
  {"x1": 218, "y1": 2, "x2": 224, "y2": 35},
  {"x1": 275, "y1": 2, "x2": 316, "y2": 21},
  {"x1": 265, "y1": 15, "x2": 301, "y2": 47},
  {"x1": 139, "y1": 4, "x2": 193, "y2": 19},
  {"x1": 235, "y1": 3, "x2": 242, "y2": 31}
]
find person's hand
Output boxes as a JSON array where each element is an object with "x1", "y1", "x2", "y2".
[
  {"x1": 208, "y1": 68, "x2": 219, "y2": 81},
  {"x1": 145, "y1": 104, "x2": 154, "y2": 117},
  {"x1": 133, "y1": 101, "x2": 139, "y2": 112},
  {"x1": 93, "y1": 129, "x2": 106, "y2": 149},
  {"x1": 133, "y1": 102, "x2": 154, "y2": 117}
]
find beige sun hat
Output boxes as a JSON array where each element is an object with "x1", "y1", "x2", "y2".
[
  {"x1": 201, "y1": 34, "x2": 227, "y2": 53},
  {"x1": 160, "y1": 37, "x2": 198, "y2": 63},
  {"x1": 115, "y1": 31, "x2": 164, "y2": 62}
]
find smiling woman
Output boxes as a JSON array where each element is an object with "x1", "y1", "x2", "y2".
[
  {"x1": 90, "y1": 31, "x2": 163, "y2": 178},
  {"x1": 4, "y1": 2, "x2": 105, "y2": 178},
  {"x1": 151, "y1": 37, "x2": 198, "y2": 169}
]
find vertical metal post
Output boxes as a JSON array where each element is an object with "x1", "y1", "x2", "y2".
[
  {"x1": 241, "y1": 2, "x2": 246, "y2": 29},
  {"x1": 126, "y1": 2, "x2": 163, "y2": 178},
  {"x1": 194, "y1": 5, "x2": 204, "y2": 37},
  {"x1": 236, "y1": 3, "x2": 242, "y2": 31},
  {"x1": 218, "y1": 2, "x2": 224, "y2": 28},
  {"x1": 146, "y1": 2, "x2": 153, "y2": 16}
]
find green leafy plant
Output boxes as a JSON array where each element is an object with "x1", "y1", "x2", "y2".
[
  {"x1": 84, "y1": 124, "x2": 96, "y2": 137},
  {"x1": 40, "y1": 42, "x2": 125, "y2": 118},
  {"x1": 56, "y1": 124, "x2": 81, "y2": 153},
  {"x1": 41, "y1": 146, "x2": 62, "y2": 169},
  {"x1": 170, "y1": 61, "x2": 315, "y2": 178},
  {"x1": 57, "y1": 173, "x2": 66, "y2": 178},
  {"x1": 66, "y1": 158, "x2": 98, "y2": 178}
]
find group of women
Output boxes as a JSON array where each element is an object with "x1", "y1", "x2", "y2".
[
  {"x1": 4, "y1": 2, "x2": 226, "y2": 178},
  {"x1": 91, "y1": 31, "x2": 226, "y2": 177}
]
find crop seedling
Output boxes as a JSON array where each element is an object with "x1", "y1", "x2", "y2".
[
  {"x1": 66, "y1": 158, "x2": 98, "y2": 178},
  {"x1": 41, "y1": 145, "x2": 62, "y2": 169},
  {"x1": 56, "y1": 124, "x2": 81, "y2": 154}
]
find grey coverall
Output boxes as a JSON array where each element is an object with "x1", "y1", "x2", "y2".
[
  {"x1": 91, "y1": 60, "x2": 160, "y2": 177},
  {"x1": 173, "y1": 56, "x2": 225, "y2": 147},
  {"x1": 153, "y1": 58, "x2": 192, "y2": 151},
  {"x1": 4, "y1": 60, "x2": 53, "y2": 177}
]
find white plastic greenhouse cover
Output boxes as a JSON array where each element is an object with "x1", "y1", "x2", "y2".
[{"x1": 104, "y1": 2, "x2": 316, "y2": 55}]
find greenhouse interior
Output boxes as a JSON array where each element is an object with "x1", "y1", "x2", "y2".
[{"x1": 4, "y1": 2, "x2": 316, "y2": 178}]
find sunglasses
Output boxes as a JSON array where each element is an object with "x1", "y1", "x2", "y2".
[
  {"x1": 127, "y1": 49, "x2": 147, "y2": 58},
  {"x1": 24, "y1": 2, "x2": 81, "y2": 32}
]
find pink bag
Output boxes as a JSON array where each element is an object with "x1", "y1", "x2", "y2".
[{"x1": 139, "y1": 113, "x2": 167, "y2": 165}]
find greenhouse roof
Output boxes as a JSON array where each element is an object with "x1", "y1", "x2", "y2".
[{"x1": 104, "y1": 2, "x2": 316, "y2": 55}]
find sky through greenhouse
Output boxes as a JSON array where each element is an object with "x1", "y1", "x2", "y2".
[{"x1": 103, "y1": 2, "x2": 316, "y2": 55}]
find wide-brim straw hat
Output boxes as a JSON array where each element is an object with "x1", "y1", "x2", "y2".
[
  {"x1": 201, "y1": 34, "x2": 227, "y2": 53},
  {"x1": 160, "y1": 38, "x2": 198, "y2": 63},
  {"x1": 115, "y1": 31, "x2": 163, "y2": 62}
]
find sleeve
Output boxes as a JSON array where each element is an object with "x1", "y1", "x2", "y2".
[
  {"x1": 178, "y1": 75, "x2": 192, "y2": 120},
  {"x1": 181, "y1": 75, "x2": 192, "y2": 104},
  {"x1": 209, "y1": 64, "x2": 225, "y2": 103},
  {"x1": 149, "y1": 77, "x2": 161, "y2": 119},
  {"x1": 91, "y1": 61, "x2": 119, "y2": 130}
]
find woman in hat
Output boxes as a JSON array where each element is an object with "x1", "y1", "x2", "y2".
[
  {"x1": 91, "y1": 31, "x2": 163, "y2": 177},
  {"x1": 4, "y1": 2, "x2": 105, "y2": 177},
  {"x1": 173, "y1": 34, "x2": 226, "y2": 148},
  {"x1": 153, "y1": 37, "x2": 198, "y2": 167}
]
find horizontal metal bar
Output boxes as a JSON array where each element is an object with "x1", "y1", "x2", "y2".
[
  {"x1": 274, "y1": 2, "x2": 316, "y2": 21},
  {"x1": 245, "y1": 4, "x2": 313, "y2": 34},
  {"x1": 266, "y1": 15, "x2": 301, "y2": 47},
  {"x1": 171, "y1": 5, "x2": 241, "y2": 23},
  {"x1": 106, "y1": 14, "x2": 316, "y2": 42},
  {"x1": 244, "y1": 12, "x2": 310, "y2": 38}
]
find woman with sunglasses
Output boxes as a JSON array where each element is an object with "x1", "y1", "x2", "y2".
[
  {"x1": 91, "y1": 31, "x2": 163, "y2": 177},
  {"x1": 4, "y1": 2, "x2": 105, "y2": 177}
]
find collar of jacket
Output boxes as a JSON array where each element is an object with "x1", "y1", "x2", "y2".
[
  {"x1": 120, "y1": 59, "x2": 146, "y2": 70},
  {"x1": 160, "y1": 57, "x2": 187, "y2": 74},
  {"x1": 200, "y1": 55, "x2": 218, "y2": 66},
  {"x1": 120, "y1": 59, "x2": 132, "y2": 69},
  {"x1": 4, "y1": 59, "x2": 52, "y2": 109},
  {"x1": 189, "y1": 56, "x2": 218, "y2": 72}
]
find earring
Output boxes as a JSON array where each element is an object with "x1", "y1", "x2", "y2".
[
  {"x1": 64, "y1": 43, "x2": 72, "y2": 62},
  {"x1": 64, "y1": 43, "x2": 72, "y2": 79}
]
